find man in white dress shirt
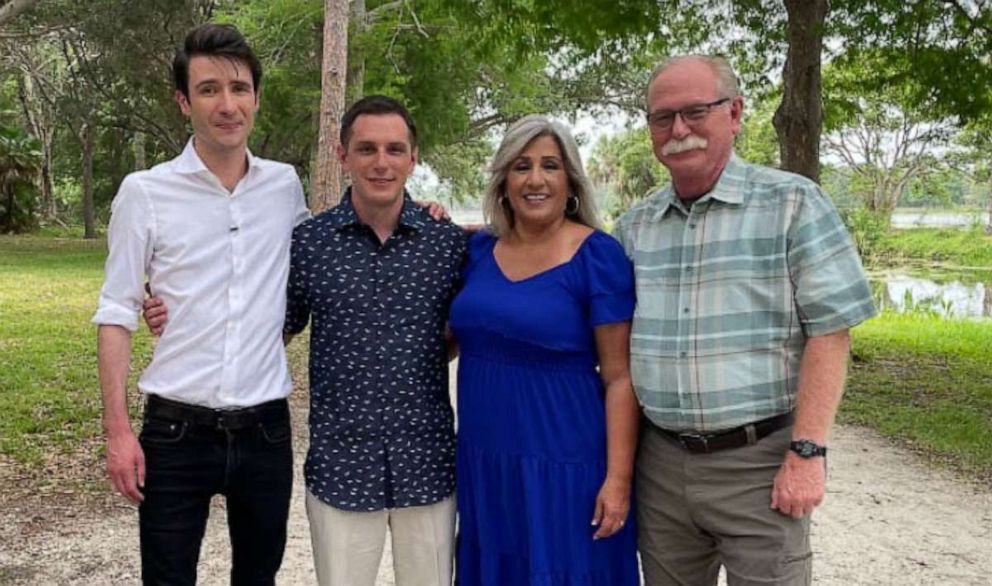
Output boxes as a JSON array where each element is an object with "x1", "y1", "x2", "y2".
[{"x1": 92, "y1": 24, "x2": 308, "y2": 586}]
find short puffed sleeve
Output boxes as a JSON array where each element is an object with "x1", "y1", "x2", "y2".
[{"x1": 580, "y1": 231, "x2": 635, "y2": 326}]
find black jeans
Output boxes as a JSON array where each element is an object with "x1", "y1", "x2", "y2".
[{"x1": 138, "y1": 395, "x2": 293, "y2": 586}]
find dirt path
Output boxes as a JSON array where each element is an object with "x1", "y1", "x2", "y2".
[{"x1": 2, "y1": 391, "x2": 989, "y2": 584}]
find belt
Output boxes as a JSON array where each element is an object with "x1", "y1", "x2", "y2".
[
  {"x1": 145, "y1": 394, "x2": 288, "y2": 430},
  {"x1": 654, "y1": 411, "x2": 794, "y2": 454}
]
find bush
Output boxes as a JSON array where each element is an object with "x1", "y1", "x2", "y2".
[
  {"x1": 839, "y1": 206, "x2": 889, "y2": 262},
  {"x1": 0, "y1": 125, "x2": 42, "y2": 234},
  {"x1": 0, "y1": 181, "x2": 39, "y2": 233}
]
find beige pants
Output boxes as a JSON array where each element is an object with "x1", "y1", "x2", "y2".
[
  {"x1": 636, "y1": 424, "x2": 812, "y2": 586},
  {"x1": 306, "y1": 491, "x2": 455, "y2": 586}
]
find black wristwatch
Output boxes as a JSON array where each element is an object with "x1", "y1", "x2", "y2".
[{"x1": 789, "y1": 439, "x2": 827, "y2": 459}]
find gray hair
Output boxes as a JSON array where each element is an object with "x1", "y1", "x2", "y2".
[
  {"x1": 645, "y1": 55, "x2": 740, "y2": 109},
  {"x1": 483, "y1": 114, "x2": 601, "y2": 236}
]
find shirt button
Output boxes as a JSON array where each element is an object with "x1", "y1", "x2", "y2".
[
  {"x1": 689, "y1": 223, "x2": 697, "y2": 229},
  {"x1": 685, "y1": 265, "x2": 693, "y2": 272},
  {"x1": 683, "y1": 307, "x2": 690, "y2": 314},
  {"x1": 680, "y1": 351, "x2": 688, "y2": 358}
]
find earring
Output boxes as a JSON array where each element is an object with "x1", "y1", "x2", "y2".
[
  {"x1": 498, "y1": 195, "x2": 509, "y2": 207},
  {"x1": 565, "y1": 195, "x2": 579, "y2": 216}
]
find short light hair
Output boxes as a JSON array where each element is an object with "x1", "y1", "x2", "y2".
[
  {"x1": 483, "y1": 115, "x2": 600, "y2": 237},
  {"x1": 645, "y1": 55, "x2": 740, "y2": 109}
]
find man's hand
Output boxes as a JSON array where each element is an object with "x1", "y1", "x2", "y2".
[
  {"x1": 770, "y1": 452, "x2": 825, "y2": 518},
  {"x1": 106, "y1": 428, "x2": 146, "y2": 503},
  {"x1": 143, "y1": 296, "x2": 168, "y2": 336},
  {"x1": 591, "y1": 475, "x2": 631, "y2": 540}
]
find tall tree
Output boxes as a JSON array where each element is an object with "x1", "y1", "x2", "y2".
[
  {"x1": 772, "y1": 0, "x2": 826, "y2": 182},
  {"x1": 12, "y1": 52, "x2": 56, "y2": 218},
  {"x1": 310, "y1": 0, "x2": 348, "y2": 213}
]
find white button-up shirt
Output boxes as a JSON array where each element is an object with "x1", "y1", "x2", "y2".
[{"x1": 93, "y1": 140, "x2": 310, "y2": 408}]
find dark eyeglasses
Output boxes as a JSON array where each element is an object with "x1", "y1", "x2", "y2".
[{"x1": 646, "y1": 98, "x2": 731, "y2": 130}]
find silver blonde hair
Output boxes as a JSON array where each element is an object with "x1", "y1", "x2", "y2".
[
  {"x1": 645, "y1": 55, "x2": 740, "y2": 109},
  {"x1": 483, "y1": 114, "x2": 601, "y2": 236}
]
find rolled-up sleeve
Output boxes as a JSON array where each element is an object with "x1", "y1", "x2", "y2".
[
  {"x1": 787, "y1": 185, "x2": 877, "y2": 337},
  {"x1": 92, "y1": 176, "x2": 154, "y2": 331}
]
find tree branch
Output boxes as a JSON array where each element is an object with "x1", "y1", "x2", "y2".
[{"x1": 0, "y1": 0, "x2": 41, "y2": 27}]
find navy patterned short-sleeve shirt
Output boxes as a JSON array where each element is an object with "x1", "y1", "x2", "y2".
[{"x1": 285, "y1": 190, "x2": 467, "y2": 511}]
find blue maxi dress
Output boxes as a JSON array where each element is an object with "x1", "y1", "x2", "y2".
[{"x1": 449, "y1": 230, "x2": 639, "y2": 586}]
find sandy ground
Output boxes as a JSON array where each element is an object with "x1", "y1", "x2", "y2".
[{"x1": 2, "y1": 374, "x2": 990, "y2": 585}]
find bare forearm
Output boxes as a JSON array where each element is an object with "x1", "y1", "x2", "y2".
[
  {"x1": 594, "y1": 322, "x2": 639, "y2": 483},
  {"x1": 792, "y1": 329, "x2": 851, "y2": 444},
  {"x1": 604, "y1": 378, "x2": 640, "y2": 483},
  {"x1": 98, "y1": 325, "x2": 134, "y2": 437}
]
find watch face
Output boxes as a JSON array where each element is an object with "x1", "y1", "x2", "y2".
[{"x1": 791, "y1": 439, "x2": 824, "y2": 458}]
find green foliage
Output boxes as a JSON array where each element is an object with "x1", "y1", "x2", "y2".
[
  {"x1": 3, "y1": 0, "x2": 992, "y2": 232},
  {"x1": 587, "y1": 127, "x2": 668, "y2": 218},
  {"x1": 839, "y1": 205, "x2": 890, "y2": 262},
  {"x1": 440, "y1": 0, "x2": 665, "y2": 56},
  {"x1": 874, "y1": 227, "x2": 992, "y2": 270},
  {"x1": 426, "y1": 140, "x2": 493, "y2": 202},
  {"x1": 847, "y1": 312, "x2": 992, "y2": 479},
  {"x1": 830, "y1": 0, "x2": 992, "y2": 124},
  {"x1": 736, "y1": 88, "x2": 780, "y2": 168},
  {"x1": 219, "y1": 0, "x2": 322, "y2": 168},
  {"x1": 0, "y1": 125, "x2": 42, "y2": 233}
]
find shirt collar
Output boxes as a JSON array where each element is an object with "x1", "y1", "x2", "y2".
[
  {"x1": 173, "y1": 138, "x2": 260, "y2": 177},
  {"x1": 649, "y1": 152, "x2": 745, "y2": 221},
  {"x1": 326, "y1": 188, "x2": 427, "y2": 232}
]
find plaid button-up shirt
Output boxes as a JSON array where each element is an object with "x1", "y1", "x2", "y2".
[{"x1": 614, "y1": 155, "x2": 876, "y2": 433}]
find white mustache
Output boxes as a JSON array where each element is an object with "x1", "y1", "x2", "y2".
[{"x1": 661, "y1": 135, "x2": 708, "y2": 156}]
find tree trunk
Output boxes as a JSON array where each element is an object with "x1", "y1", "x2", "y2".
[
  {"x1": 986, "y1": 174, "x2": 992, "y2": 235},
  {"x1": 772, "y1": 0, "x2": 827, "y2": 183},
  {"x1": 3, "y1": 188, "x2": 13, "y2": 233},
  {"x1": 310, "y1": 0, "x2": 350, "y2": 214},
  {"x1": 17, "y1": 73, "x2": 57, "y2": 219},
  {"x1": 81, "y1": 123, "x2": 96, "y2": 239},
  {"x1": 40, "y1": 136, "x2": 55, "y2": 217},
  {"x1": 133, "y1": 131, "x2": 147, "y2": 171},
  {"x1": 347, "y1": 0, "x2": 366, "y2": 104}
]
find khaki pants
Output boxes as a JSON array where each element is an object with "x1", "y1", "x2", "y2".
[
  {"x1": 636, "y1": 424, "x2": 812, "y2": 586},
  {"x1": 306, "y1": 491, "x2": 455, "y2": 586}
]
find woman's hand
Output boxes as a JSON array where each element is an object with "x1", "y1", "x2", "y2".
[
  {"x1": 417, "y1": 200, "x2": 450, "y2": 222},
  {"x1": 591, "y1": 475, "x2": 631, "y2": 540}
]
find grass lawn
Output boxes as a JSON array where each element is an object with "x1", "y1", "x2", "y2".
[
  {"x1": 846, "y1": 311, "x2": 992, "y2": 480},
  {"x1": 0, "y1": 235, "x2": 152, "y2": 473}
]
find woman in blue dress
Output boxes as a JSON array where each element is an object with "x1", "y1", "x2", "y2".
[{"x1": 449, "y1": 115, "x2": 640, "y2": 585}]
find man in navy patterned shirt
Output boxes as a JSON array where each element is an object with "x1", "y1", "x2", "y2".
[{"x1": 284, "y1": 96, "x2": 466, "y2": 586}]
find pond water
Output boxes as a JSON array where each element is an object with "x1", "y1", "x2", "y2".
[
  {"x1": 890, "y1": 211, "x2": 985, "y2": 229},
  {"x1": 871, "y1": 272, "x2": 992, "y2": 319}
]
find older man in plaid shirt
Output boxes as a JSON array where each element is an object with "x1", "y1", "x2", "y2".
[{"x1": 615, "y1": 55, "x2": 876, "y2": 586}]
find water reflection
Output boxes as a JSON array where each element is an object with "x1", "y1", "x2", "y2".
[{"x1": 871, "y1": 274, "x2": 992, "y2": 318}]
